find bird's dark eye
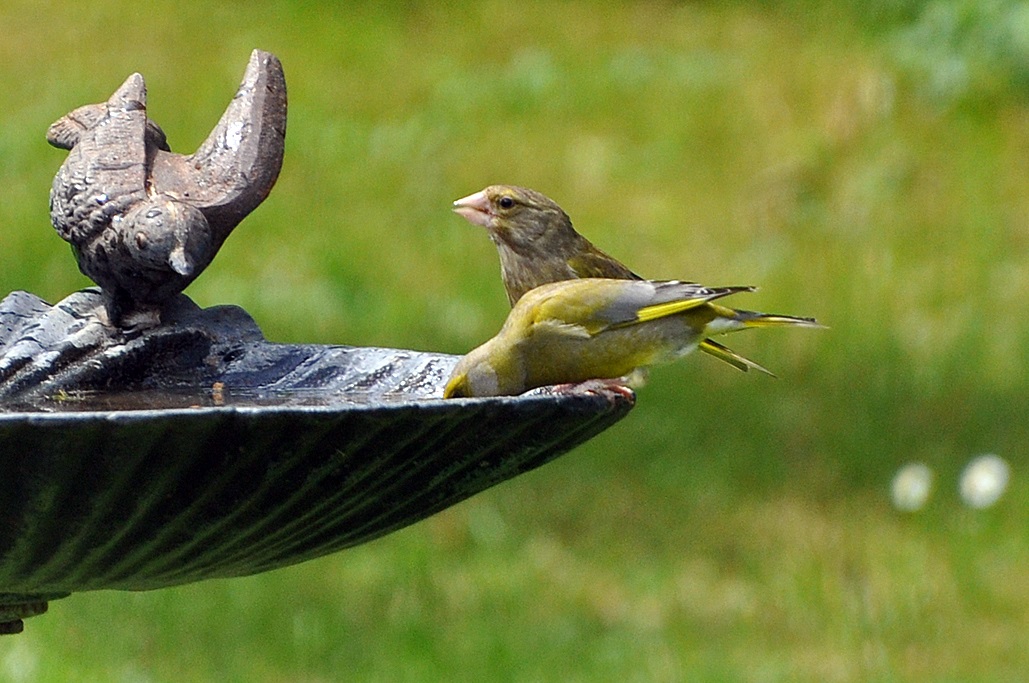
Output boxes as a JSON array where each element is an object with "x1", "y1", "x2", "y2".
[{"x1": 498, "y1": 196, "x2": 515, "y2": 209}]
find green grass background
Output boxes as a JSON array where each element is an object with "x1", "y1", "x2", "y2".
[{"x1": 2, "y1": 1, "x2": 1028, "y2": 680}]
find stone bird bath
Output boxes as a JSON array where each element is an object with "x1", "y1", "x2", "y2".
[{"x1": 0, "y1": 50, "x2": 634, "y2": 633}]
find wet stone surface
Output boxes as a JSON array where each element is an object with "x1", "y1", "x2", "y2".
[{"x1": 0, "y1": 289, "x2": 634, "y2": 633}]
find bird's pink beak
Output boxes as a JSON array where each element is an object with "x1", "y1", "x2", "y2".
[{"x1": 452, "y1": 190, "x2": 492, "y2": 227}]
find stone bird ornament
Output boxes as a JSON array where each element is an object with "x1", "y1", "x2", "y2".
[{"x1": 47, "y1": 49, "x2": 287, "y2": 329}]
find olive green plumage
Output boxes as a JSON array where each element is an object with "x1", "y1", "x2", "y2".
[
  {"x1": 443, "y1": 278, "x2": 822, "y2": 399},
  {"x1": 452, "y1": 184, "x2": 820, "y2": 379}
]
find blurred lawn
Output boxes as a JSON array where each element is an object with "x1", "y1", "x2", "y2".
[{"x1": 2, "y1": 1, "x2": 1029, "y2": 681}]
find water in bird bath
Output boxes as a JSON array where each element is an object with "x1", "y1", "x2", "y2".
[{"x1": 0, "y1": 385, "x2": 444, "y2": 413}]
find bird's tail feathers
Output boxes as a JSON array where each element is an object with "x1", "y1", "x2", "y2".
[
  {"x1": 697, "y1": 306, "x2": 821, "y2": 375},
  {"x1": 725, "y1": 308, "x2": 824, "y2": 329},
  {"x1": 699, "y1": 339, "x2": 776, "y2": 376}
]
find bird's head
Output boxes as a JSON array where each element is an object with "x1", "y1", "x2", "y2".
[
  {"x1": 443, "y1": 351, "x2": 500, "y2": 398},
  {"x1": 125, "y1": 196, "x2": 213, "y2": 279},
  {"x1": 442, "y1": 371, "x2": 472, "y2": 399},
  {"x1": 443, "y1": 338, "x2": 516, "y2": 398},
  {"x1": 452, "y1": 185, "x2": 571, "y2": 250}
]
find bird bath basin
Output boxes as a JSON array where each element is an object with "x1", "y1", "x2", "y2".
[
  {"x1": 0, "y1": 49, "x2": 635, "y2": 634},
  {"x1": 0, "y1": 290, "x2": 634, "y2": 633}
]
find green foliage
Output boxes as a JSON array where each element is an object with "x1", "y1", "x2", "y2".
[
  {"x1": 889, "y1": 0, "x2": 1029, "y2": 105},
  {"x1": 1, "y1": 1, "x2": 1028, "y2": 680},
  {"x1": 794, "y1": 0, "x2": 1029, "y2": 105}
]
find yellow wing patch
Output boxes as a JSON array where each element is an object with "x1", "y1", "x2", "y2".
[{"x1": 627, "y1": 296, "x2": 711, "y2": 324}]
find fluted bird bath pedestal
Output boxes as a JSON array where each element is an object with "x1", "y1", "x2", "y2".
[{"x1": 0, "y1": 51, "x2": 634, "y2": 633}]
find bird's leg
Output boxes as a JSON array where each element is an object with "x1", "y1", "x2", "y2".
[
  {"x1": 101, "y1": 289, "x2": 159, "y2": 334},
  {"x1": 532, "y1": 378, "x2": 637, "y2": 401}
]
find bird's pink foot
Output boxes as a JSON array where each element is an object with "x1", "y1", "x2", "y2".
[{"x1": 534, "y1": 378, "x2": 636, "y2": 400}]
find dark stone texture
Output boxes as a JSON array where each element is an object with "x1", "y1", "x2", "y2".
[{"x1": 0, "y1": 290, "x2": 634, "y2": 630}]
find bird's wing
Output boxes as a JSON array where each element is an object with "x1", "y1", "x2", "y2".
[
  {"x1": 533, "y1": 319, "x2": 595, "y2": 339},
  {"x1": 49, "y1": 74, "x2": 152, "y2": 245},
  {"x1": 48, "y1": 105, "x2": 169, "y2": 152},
  {"x1": 601, "y1": 281, "x2": 755, "y2": 330},
  {"x1": 166, "y1": 50, "x2": 286, "y2": 239},
  {"x1": 530, "y1": 280, "x2": 753, "y2": 338}
]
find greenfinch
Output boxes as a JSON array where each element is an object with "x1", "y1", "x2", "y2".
[
  {"x1": 452, "y1": 184, "x2": 811, "y2": 375},
  {"x1": 443, "y1": 278, "x2": 822, "y2": 398}
]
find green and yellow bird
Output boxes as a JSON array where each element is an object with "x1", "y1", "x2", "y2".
[
  {"x1": 443, "y1": 278, "x2": 823, "y2": 399},
  {"x1": 452, "y1": 184, "x2": 813, "y2": 376}
]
